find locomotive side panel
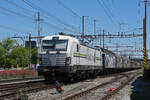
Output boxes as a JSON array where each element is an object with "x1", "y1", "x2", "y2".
[{"x1": 71, "y1": 44, "x2": 103, "y2": 71}]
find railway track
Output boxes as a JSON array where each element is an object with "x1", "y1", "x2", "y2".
[
  {"x1": 101, "y1": 73, "x2": 139, "y2": 100},
  {"x1": 57, "y1": 70, "x2": 141, "y2": 100},
  {"x1": 0, "y1": 76, "x2": 44, "y2": 84},
  {"x1": 0, "y1": 78, "x2": 55, "y2": 100},
  {"x1": 0, "y1": 84, "x2": 55, "y2": 100},
  {"x1": 0, "y1": 70, "x2": 140, "y2": 100}
]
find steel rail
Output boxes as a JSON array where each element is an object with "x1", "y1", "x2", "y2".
[
  {"x1": 0, "y1": 82, "x2": 45, "y2": 93},
  {"x1": 101, "y1": 73, "x2": 140, "y2": 100},
  {"x1": 63, "y1": 71, "x2": 139, "y2": 100},
  {"x1": 0, "y1": 76, "x2": 44, "y2": 84},
  {"x1": 0, "y1": 83, "x2": 55, "y2": 100}
]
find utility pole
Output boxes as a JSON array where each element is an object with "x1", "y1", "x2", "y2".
[
  {"x1": 102, "y1": 29, "x2": 105, "y2": 70},
  {"x1": 143, "y1": 0, "x2": 148, "y2": 71},
  {"x1": 94, "y1": 19, "x2": 98, "y2": 45},
  {"x1": 99, "y1": 29, "x2": 102, "y2": 47},
  {"x1": 35, "y1": 11, "x2": 43, "y2": 65},
  {"x1": 94, "y1": 19, "x2": 97, "y2": 35},
  {"x1": 103, "y1": 29, "x2": 105, "y2": 49},
  {"x1": 36, "y1": 11, "x2": 41, "y2": 45},
  {"x1": 82, "y1": 16, "x2": 84, "y2": 43},
  {"x1": 29, "y1": 33, "x2": 31, "y2": 68}
]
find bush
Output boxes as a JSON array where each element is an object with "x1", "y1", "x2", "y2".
[{"x1": 0, "y1": 69, "x2": 37, "y2": 79}]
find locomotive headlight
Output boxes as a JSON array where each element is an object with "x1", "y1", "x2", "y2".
[{"x1": 65, "y1": 57, "x2": 71, "y2": 65}]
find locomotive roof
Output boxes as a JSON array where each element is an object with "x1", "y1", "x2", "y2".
[
  {"x1": 42, "y1": 35, "x2": 79, "y2": 43},
  {"x1": 101, "y1": 48, "x2": 116, "y2": 56},
  {"x1": 101, "y1": 48, "x2": 128, "y2": 59}
]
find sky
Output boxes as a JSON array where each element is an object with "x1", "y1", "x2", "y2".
[{"x1": 0, "y1": 0, "x2": 149, "y2": 58}]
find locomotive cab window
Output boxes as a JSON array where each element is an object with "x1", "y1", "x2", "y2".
[{"x1": 42, "y1": 40, "x2": 68, "y2": 51}]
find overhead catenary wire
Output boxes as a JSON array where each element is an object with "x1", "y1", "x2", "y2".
[
  {"x1": 55, "y1": 0, "x2": 81, "y2": 33},
  {"x1": 55, "y1": 0, "x2": 81, "y2": 19},
  {"x1": 0, "y1": 5, "x2": 34, "y2": 34},
  {"x1": 0, "y1": 6, "x2": 36, "y2": 33},
  {"x1": 107, "y1": 0, "x2": 125, "y2": 25},
  {"x1": 3, "y1": 0, "x2": 35, "y2": 14},
  {"x1": 22, "y1": 0, "x2": 78, "y2": 31},
  {"x1": 0, "y1": 4, "x2": 76, "y2": 34},
  {"x1": 0, "y1": 5, "x2": 34, "y2": 35},
  {"x1": 41, "y1": 15, "x2": 79, "y2": 33},
  {"x1": 0, "y1": 9, "x2": 13, "y2": 17},
  {"x1": 0, "y1": 6, "x2": 33, "y2": 20},
  {"x1": 22, "y1": 0, "x2": 37, "y2": 10},
  {"x1": 97, "y1": 0, "x2": 119, "y2": 28},
  {"x1": 0, "y1": 25, "x2": 28, "y2": 34},
  {"x1": 101, "y1": 0, "x2": 121, "y2": 24},
  {"x1": 0, "y1": 10, "x2": 33, "y2": 30},
  {"x1": 1, "y1": 0, "x2": 37, "y2": 30},
  {"x1": 106, "y1": 0, "x2": 139, "y2": 33},
  {"x1": 42, "y1": 21, "x2": 78, "y2": 33}
]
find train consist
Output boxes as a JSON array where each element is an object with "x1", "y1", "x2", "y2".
[{"x1": 37, "y1": 34, "x2": 141, "y2": 81}]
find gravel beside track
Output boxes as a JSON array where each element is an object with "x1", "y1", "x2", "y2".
[
  {"x1": 0, "y1": 79, "x2": 54, "y2": 100},
  {"x1": 27, "y1": 76, "x2": 115, "y2": 100},
  {"x1": 63, "y1": 74, "x2": 130, "y2": 100},
  {"x1": 0, "y1": 70, "x2": 140, "y2": 100},
  {"x1": 64, "y1": 70, "x2": 141, "y2": 100},
  {"x1": 27, "y1": 70, "x2": 141, "y2": 100},
  {"x1": 108, "y1": 74, "x2": 143, "y2": 100}
]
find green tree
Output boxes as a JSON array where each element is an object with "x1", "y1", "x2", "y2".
[
  {"x1": 0, "y1": 38, "x2": 38, "y2": 68},
  {"x1": 11, "y1": 46, "x2": 29, "y2": 68},
  {"x1": 0, "y1": 38, "x2": 17, "y2": 68},
  {"x1": 0, "y1": 44, "x2": 6, "y2": 68},
  {"x1": 31, "y1": 48, "x2": 38, "y2": 64},
  {"x1": 1, "y1": 38, "x2": 17, "y2": 52}
]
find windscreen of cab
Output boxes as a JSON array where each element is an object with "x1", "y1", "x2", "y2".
[{"x1": 42, "y1": 39, "x2": 68, "y2": 51}]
